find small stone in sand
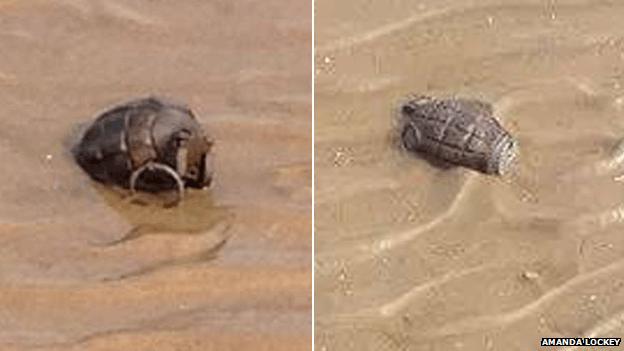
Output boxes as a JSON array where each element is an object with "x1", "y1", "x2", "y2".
[{"x1": 522, "y1": 270, "x2": 540, "y2": 280}]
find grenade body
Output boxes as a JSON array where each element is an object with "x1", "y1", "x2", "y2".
[
  {"x1": 74, "y1": 97, "x2": 214, "y2": 194},
  {"x1": 400, "y1": 96, "x2": 517, "y2": 175}
]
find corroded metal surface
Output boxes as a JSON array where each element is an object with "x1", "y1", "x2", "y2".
[
  {"x1": 400, "y1": 96, "x2": 517, "y2": 175},
  {"x1": 74, "y1": 97, "x2": 214, "y2": 198}
]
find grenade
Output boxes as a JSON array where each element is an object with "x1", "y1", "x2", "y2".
[
  {"x1": 399, "y1": 95, "x2": 518, "y2": 175},
  {"x1": 73, "y1": 97, "x2": 214, "y2": 203}
]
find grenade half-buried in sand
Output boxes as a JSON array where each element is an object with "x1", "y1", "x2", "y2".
[
  {"x1": 399, "y1": 95, "x2": 518, "y2": 175},
  {"x1": 73, "y1": 97, "x2": 214, "y2": 204}
]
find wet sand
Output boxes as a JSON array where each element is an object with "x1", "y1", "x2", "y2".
[
  {"x1": 315, "y1": 1, "x2": 624, "y2": 350},
  {"x1": 0, "y1": 1, "x2": 310, "y2": 350}
]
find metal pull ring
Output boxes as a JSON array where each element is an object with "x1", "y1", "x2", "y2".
[{"x1": 129, "y1": 162, "x2": 185, "y2": 205}]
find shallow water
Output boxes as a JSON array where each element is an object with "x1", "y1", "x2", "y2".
[
  {"x1": 0, "y1": 1, "x2": 310, "y2": 350},
  {"x1": 315, "y1": 1, "x2": 624, "y2": 350}
]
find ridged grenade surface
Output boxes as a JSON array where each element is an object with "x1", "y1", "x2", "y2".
[
  {"x1": 74, "y1": 97, "x2": 214, "y2": 192},
  {"x1": 399, "y1": 96, "x2": 517, "y2": 175}
]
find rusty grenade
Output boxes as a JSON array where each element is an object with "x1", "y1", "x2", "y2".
[
  {"x1": 399, "y1": 95, "x2": 518, "y2": 175},
  {"x1": 73, "y1": 97, "x2": 214, "y2": 202}
]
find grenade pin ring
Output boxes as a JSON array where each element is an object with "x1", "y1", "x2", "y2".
[{"x1": 129, "y1": 162, "x2": 185, "y2": 204}]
